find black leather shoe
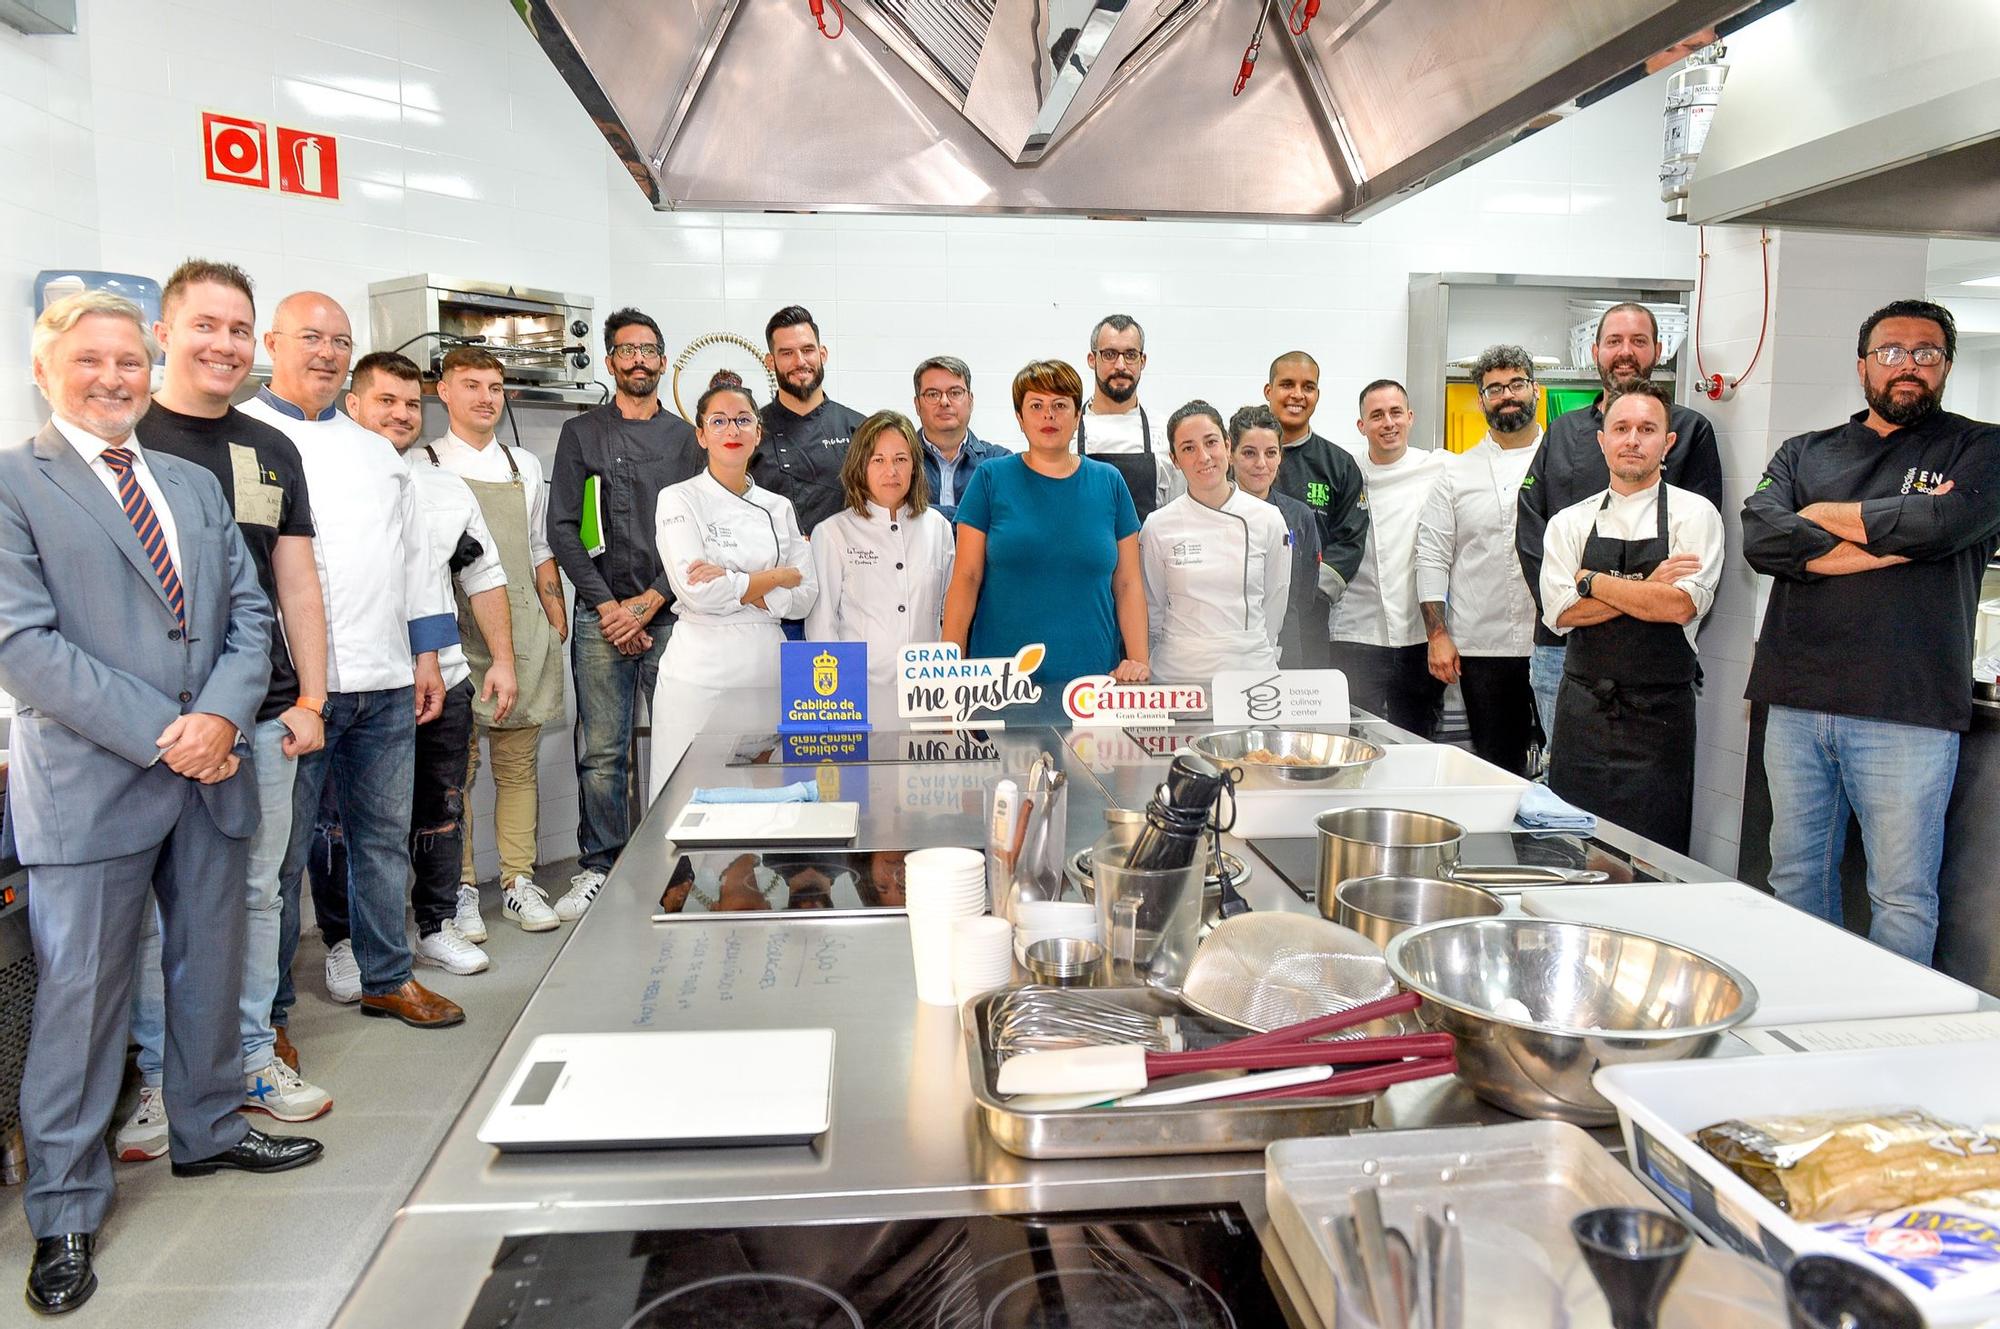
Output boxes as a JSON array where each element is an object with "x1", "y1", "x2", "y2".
[
  {"x1": 170, "y1": 1127, "x2": 323, "y2": 1177},
  {"x1": 26, "y1": 1233, "x2": 95, "y2": 1316}
]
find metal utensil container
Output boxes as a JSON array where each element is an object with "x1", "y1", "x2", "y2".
[
  {"x1": 1190, "y1": 728, "x2": 1386, "y2": 786},
  {"x1": 1333, "y1": 874, "x2": 1504, "y2": 944},
  {"x1": 1023, "y1": 937, "x2": 1102, "y2": 986},
  {"x1": 964, "y1": 986, "x2": 1378, "y2": 1159},
  {"x1": 1316, "y1": 808, "x2": 1466, "y2": 898},
  {"x1": 1091, "y1": 824, "x2": 1205, "y2": 990}
]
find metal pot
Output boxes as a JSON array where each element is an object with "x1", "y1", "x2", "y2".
[
  {"x1": 1314, "y1": 809, "x2": 1465, "y2": 911},
  {"x1": 1333, "y1": 874, "x2": 1504, "y2": 948}
]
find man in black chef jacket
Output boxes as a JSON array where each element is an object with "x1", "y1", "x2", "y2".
[
  {"x1": 1517, "y1": 304, "x2": 1722, "y2": 744},
  {"x1": 1742, "y1": 299, "x2": 2000, "y2": 966},
  {"x1": 753, "y1": 304, "x2": 865, "y2": 536},
  {"x1": 1263, "y1": 350, "x2": 1369, "y2": 611},
  {"x1": 1538, "y1": 381, "x2": 1723, "y2": 853}
]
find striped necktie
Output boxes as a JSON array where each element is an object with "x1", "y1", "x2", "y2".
[{"x1": 99, "y1": 446, "x2": 186, "y2": 630}]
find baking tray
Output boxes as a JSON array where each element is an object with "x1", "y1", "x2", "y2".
[
  {"x1": 963, "y1": 986, "x2": 1378, "y2": 1160},
  {"x1": 1266, "y1": 1120, "x2": 1786, "y2": 1329}
]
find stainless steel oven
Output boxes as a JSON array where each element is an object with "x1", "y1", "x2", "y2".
[{"x1": 368, "y1": 274, "x2": 595, "y2": 388}]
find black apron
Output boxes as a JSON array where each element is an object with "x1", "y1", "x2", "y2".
[
  {"x1": 1077, "y1": 406, "x2": 1159, "y2": 523},
  {"x1": 1548, "y1": 488, "x2": 1698, "y2": 853}
]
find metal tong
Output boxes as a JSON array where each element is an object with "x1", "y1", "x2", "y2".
[{"x1": 1326, "y1": 1194, "x2": 1462, "y2": 1329}]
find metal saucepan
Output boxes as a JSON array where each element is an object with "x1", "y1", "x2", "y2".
[
  {"x1": 1333, "y1": 874, "x2": 1504, "y2": 948},
  {"x1": 1313, "y1": 807, "x2": 1607, "y2": 914}
]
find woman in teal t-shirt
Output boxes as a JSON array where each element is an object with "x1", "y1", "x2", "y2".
[{"x1": 942, "y1": 359, "x2": 1149, "y2": 688}]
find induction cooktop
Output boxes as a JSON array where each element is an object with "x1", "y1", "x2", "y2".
[
  {"x1": 658, "y1": 849, "x2": 918, "y2": 917},
  {"x1": 459, "y1": 1205, "x2": 1296, "y2": 1329}
]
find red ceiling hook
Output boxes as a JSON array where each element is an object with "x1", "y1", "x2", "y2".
[
  {"x1": 1289, "y1": 0, "x2": 1321, "y2": 35},
  {"x1": 809, "y1": 0, "x2": 844, "y2": 39}
]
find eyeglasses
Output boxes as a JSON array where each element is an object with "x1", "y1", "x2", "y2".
[
  {"x1": 610, "y1": 342, "x2": 665, "y2": 363},
  {"x1": 918, "y1": 386, "x2": 969, "y2": 404},
  {"x1": 704, "y1": 414, "x2": 757, "y2": 433},
  {"x1": 1868, "y1": 345, "x2": 1947, "y2": 368},
  {"x1": 277, "y1": 330, "x2": 354, "y2": 354},
  {"x1": 1478, "y1": 377, "x2": 1535, "y2": 401},
  {"x1": 1094, "y1": 348, "x2": 1145, "y2": 365}
]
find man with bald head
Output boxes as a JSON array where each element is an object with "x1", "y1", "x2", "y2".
[
  {"x1": 240, "y1": 292, "x2": 464, "y2": 1033},
  {"x1": 1264, "y1": 350, "x2": 1368, "y2": 619}
]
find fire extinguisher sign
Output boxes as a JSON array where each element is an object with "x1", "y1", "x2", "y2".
[{"x1": 275, "y1": 126, "x2": 340, "y2": 201}]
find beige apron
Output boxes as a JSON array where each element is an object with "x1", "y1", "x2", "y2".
[{"x1": 430, "y1": 444, "x2": 565, "y2": 729}]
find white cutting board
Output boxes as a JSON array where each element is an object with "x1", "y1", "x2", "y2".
[
  {"x1": 666, "y1": 800, "x2": 859, "y2": 845},
  {"x1": 1520, "y1": 881, "x2": 1985, "y2": 1027}
]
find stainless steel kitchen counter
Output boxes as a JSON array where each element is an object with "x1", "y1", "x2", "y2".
[{"x1": 331, "y1": 700, "x2": 1722, "y2": 1328}]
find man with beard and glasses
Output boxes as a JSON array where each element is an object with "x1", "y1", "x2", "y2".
[
  {"x1": 1077, "y1": 314, "x2": 1179, "y2": 523},
  {"x1": 754, "y1": 304, "x2": 865, "y2": 536},
  {"x1": 1540, "y1": 381, "x2": 1723, "y2": 854},
  {"x1": 1743, "y1": 299, "x2": 2000, "y2": 965},
  {"x1": 547, "y1": 308, "x2": 702, "y2": 918},
  {"x1": 1414, "y1": 345, "x2": 1544, "y2": 775},
  {"x1": 1263, "y1": 350, "x2": 1368, "y2": 612},
  {"x1": 1516, "y1": 303, "x2": 1721, "y2": 743}
]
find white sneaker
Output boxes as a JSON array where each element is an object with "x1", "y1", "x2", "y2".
[
  {"x1": 454, "y1": 883, "x2": 488, "y2": 943},
  {"x1": 244, "y1": 1058, "x2": 332, "y2": 1122},
  {"x1": 502, "y1": 876, "x2": 559, "y2": 932},
  {"x1": 555, "y1": 868, "x2": 606, "y2": 921},
  {"x1": 115, "y1": 1084, "x2": 169, "y2": 1162},
  {"x1": 416, "y1": 921, "x2": 491, "y2": 975},
  {"x1": 324, "y1": 938, "x2": 361, "y2": 1003}
]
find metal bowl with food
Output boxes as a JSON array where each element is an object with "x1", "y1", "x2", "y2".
[
  {"x1": 1332, "y1": 874, "x2": 1504, "y2": 947},
  {"x1": 1384, "y1": 917, "x2": 1757, "y2": 1126},
  {"x1": 1189, "y1": 728, "x2": 1385, "y2": 786}
]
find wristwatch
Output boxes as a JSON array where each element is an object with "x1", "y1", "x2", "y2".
[
  {"x1": 1577, "y1": 572, "x2": 1598, "y2": 600},
  {"x1": 294, "y1": 696, "x2": 326, "y2": 716}
]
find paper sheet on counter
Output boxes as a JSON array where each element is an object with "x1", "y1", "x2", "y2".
[{"x1": 1736, "y1": 1011, "x2": 2000, "y2": 1056}]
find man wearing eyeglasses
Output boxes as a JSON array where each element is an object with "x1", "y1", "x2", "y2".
[
  {"x1": 546, "y1": 309, "x2": 701, "y2": 918},
  {"x1": 1516, "y1": 303, "x2": 1721, "y2": 743},
  {"x1": 1077, "y1": 314, "x2": 1177, "y2": 522},
  {"x1": 912, "y1": 355, "x2": 1006, "y2": 521},
  {"x1": 1743, "y1": 299, "x2": 2000, "y2": 965}
]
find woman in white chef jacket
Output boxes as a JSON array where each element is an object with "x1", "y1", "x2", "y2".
[
  {"x1": 804, "y1": 410, "x2": 954, "y2": 683},
  {"x1": 1140, "y1": 400, "x2": 1292, "y2": 685},
  {"x1": 649, "y1": 371, "x2": 817, "y2": 795}
]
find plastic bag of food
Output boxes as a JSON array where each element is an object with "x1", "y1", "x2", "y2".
[
  {"x1": 1696, "y1": 1109, "x2": 2000, "y2": 1222},
  {"x1": 1813, "y1": 1190, "x2": 2000, "y2": 1301}
]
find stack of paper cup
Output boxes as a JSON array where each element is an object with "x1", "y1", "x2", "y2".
[
  {"x1": 905, "y1": 848, "x2": 988, "y2": 1006},
  {"x1": 952, "y1": 915, "x2": 1017, "y2": 1003}
]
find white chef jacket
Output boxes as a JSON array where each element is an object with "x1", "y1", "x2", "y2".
[
  {"x1": 655, "y1": 470, "x2": 817, "y2": 680},
  {"x1": 51, "y1": 413, "x2": 182, "y2": 575},
  {"x1": 424, "y1": 430, "x2": 554, "y2": 568},
  {"x1": 1330, "y1": 448, "x2": 1446, "y2": 649},
  {"x1": 1141, "y1": 489, "x2": 1292, "y2": 684},
  {"x1": 1413, "y1": 432, "x2": 1542, "y2": 657},
  {"x1": 1539, "y1": 480, "x2": 1724, "y2": 650},
  {"x1": 241, "y1": 389, "x2": 441, "y2": 693},
  {"x1": 804, "y1": 501, "x2": 954, "y2": 684},
  {"x1": 407, "y1": 453, "x2": 508, "y2": 690},
  {"x1": 1078, "y1": 403, "x2": 1183, "y2": 508}
]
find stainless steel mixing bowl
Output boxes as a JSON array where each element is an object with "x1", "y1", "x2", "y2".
[
  {"x1": 1332, "y1": 874, "x2": 1504, "y2": 947},
  {"x1": 1384, "y1": 917, "x2": 1758, "y2": 1126},
  {"x1": 1189, "y1": 728, "x2": 1385, "y2": 786}
]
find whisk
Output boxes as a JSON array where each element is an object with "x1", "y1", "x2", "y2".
[{"x1": 986, "y1": 986, "x2": 1184, "y2": 1057}]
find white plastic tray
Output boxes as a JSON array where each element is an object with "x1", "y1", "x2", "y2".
[
  {"x1": 1230, "y1": 743, "x2": 1528, "y2": 837},
  {"x1": 1596, "y1": 1045, "x2": 2000, "y2": 1326}
]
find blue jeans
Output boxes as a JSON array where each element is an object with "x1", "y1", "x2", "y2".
[
  {"x1": 1764, "y1": 705, "x2": 1960, "y2": 965},
  {"x1": 275, "y1": 687, "x2": 416, "y2": 1008},
  {"x1": 1529, "y1": 643, "x2": 1565, "y2": 749},
  {"x1": 132, "y1": 716, "x2": 294, "y2": 1082},
  {"x1": 572, "y1": 607, "x2": 667, "y2": 874}
]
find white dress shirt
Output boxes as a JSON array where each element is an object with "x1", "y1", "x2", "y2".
[
  {"x1": 1331, "y1": 447, "x2": 1446, "y2": 648},
  {"x1": 805, "y1": 501, "x2": 955, "y2": 683},
  {"x1": 424, "y1": 431, "x2": 554, "y2": 567},
  {"x1": 407, "y1": 453, "x2": 508, "y2": 690},
  {"x1": 51, "y1": 413, "x2": 182, "y2": 575},
  {"x1": 1141, "y1": 488, "x2": 1293, "y2": 684},
  {"x1": 1539, "y1": 479, "x2": 1724, "y2": 649},
  {"x1": 1413, "y1": 432, "x2": 1541, "y2": 657},
  {"x1": 241, "y1": 389, "x2": 440, "y2": 693}
]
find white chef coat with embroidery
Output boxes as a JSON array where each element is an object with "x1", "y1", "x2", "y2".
[
  {"x1": 1539, "y1": 480, "x2": 1724, "y2": 650},
  {"x1": 1140, "y1": 489, "x2": 1293, "y2": 684},
  {"x1": 407, "y1": 453, "x2": 508, "y2": 690},
  {"x1": 654, "y1": 470, "x2": 817, "y2": 689},
  {"x1": 804, "y1": 501, "x2": 955, "y2": 684},
  {"x1": 1413, "y1": 432, "x2": 1541, "y2": 658},
  {"x1": 240, "y1": 389, "x2": 443, "y2": 692},
  {"x1": 1330, "y1": 448, "x2": 1446, "y2": 649},
  {"x1": 423, "y1": 431, "x2": 554, "y2": 567}
]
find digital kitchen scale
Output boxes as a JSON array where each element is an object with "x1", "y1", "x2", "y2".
[
  {"x1": 665, "y1": 800, "x2": 859, "y2": 845},
  {"x1": 477, "y1": 1029, "x2": 835, "y2": 1152}
]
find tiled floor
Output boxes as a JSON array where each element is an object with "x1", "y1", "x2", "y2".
[{"x1": 0, "y1": 863, "x2": 578, "y2": 1328}]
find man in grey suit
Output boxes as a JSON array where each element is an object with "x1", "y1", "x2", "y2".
[{"x1": 0, "y1": 293, "x2": 323, "y2": 1316}]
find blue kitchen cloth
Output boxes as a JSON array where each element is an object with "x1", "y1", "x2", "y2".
[
  {"x1": 1515, "y1": 783, "x2": 1596, "y2": 833},
  {"x1": 690, "y1": 781, "x2": 821, "y2": 804}
]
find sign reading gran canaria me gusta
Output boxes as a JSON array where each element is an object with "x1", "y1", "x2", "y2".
[
  {"x1": 779, "y1": 641, "x2": 869, "y2": 732},
  {"x1": 898, "y1": 642, "x2": 1045, "y2": 724}
]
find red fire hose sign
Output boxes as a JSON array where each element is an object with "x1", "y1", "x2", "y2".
[{"x1": 201, "y1": 111, "x2": 339, "y2": 201}]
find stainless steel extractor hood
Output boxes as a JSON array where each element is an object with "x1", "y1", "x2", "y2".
[
  {"x1": 518, "y1": 0, "x2": 1755, "y2": 221},
  {"x1": 1684, "y1": 0, "x2": 2000, "y2": 239}
]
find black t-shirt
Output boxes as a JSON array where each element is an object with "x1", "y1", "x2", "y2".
[
  {"x1": 752, "y1": 396, "x2": 867, "y2": 535},
  {"x1": 141, "y1": 401, "x2": 315, "y2": 722},
  {"x1": 1742, "y1": 408, "x2": 2000, "y2": 732}
]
